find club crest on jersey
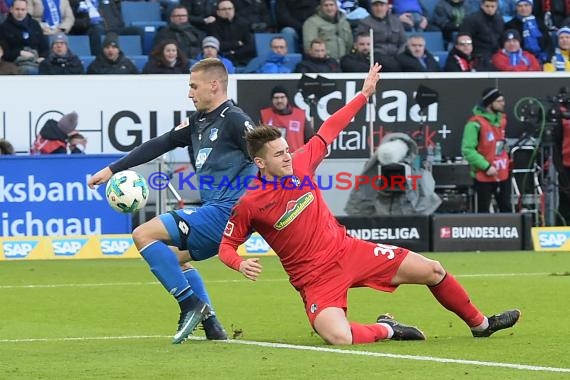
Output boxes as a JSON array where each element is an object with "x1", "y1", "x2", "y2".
[
  {"x1": 273, "y1": 192, "x2": 314, "y2": 230},
  {"x1": 310, "y1": 303, "x2": 318, "y2": 314},
  {"x1": 209, "y1": 128, "x2": 218, "y2": 141}
]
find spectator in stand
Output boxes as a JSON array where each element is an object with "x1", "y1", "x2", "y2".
[
  {"x1": 355, "y1": 0, "x2": 406, "y2": 72},
  {"x1": 87, "y1": 32, "x2": 138, "y2": 74},
  {"x1": 532, "y1": 0, "x2": 570, "y2": 30},
  {"x1": 465, "y1": 0, "x2": 515, "y2": 20},
  {"x1": 38, "y1": 31, "x2": 83, "y2": 74},
  {"x1": 1, "y1": 0, "x2": 9, "y2": 24},
  {"x1": 0, "y1": 138, "x2": 15, "y2": 154},
  {"x1": 207, "y1": 0, "x2": 255, "y2": 66},
  {"x1": 0, "y1": 39, "x2": 21, "y2": 74},
  {"x1": 67, "y1": 132, "x2": 87, "y2": 153},
  {"x1": 337, "y1": 0, "x2": 370, "y2": 29},
  {"x1": 295, "y1": 37, "x2": 340, "y2": 72},
  {"x1": 302, "y1": 0, "x2": 353, "y2": 60},
  {"x1": 431, "y1": 0, "x2": 467, "y2": 47},
  {"x1": 233, "y1": 0, "x2": 272, "y2": 32},
  {"x1": 544, "y1": 26, "x2": 570, "y2": 71},
  {"x1": 444, "y1": 32, "x2": 491, "y2": 71},
  {"x1": 397, "y1": 34, "x2": 441, "y2": 71},
  {"x1": 31, "y1": 111, "x2": 79, "y2": 154},
  {"x1": 143, "y1": 40, "x2": 189, "y2": 74},
  {"x1": 459, "y1": 0, "x2": 504, "y2": 69},
  {"x1": 0, "y1": 0, "x2": 49, "y2": 74},
  {"x1": 505, "y1": 0, "x2": 553, "y2": 64},
  {"x1": 27, "y1": 0, "x2": 74, "y2": 36},
  {"x1": 491, "y1": 28, "x2": 542, "y2": 70},
  {"x1": 276, "y1": 0, "x2": 320, "y2": 48},
  {"x1": 191, "y1": 36, "x2": 236, "y2": 73},
  {"x1": 260, "y1": 86, "x2": 314, "y2": 153},
  {"x1": 258, "y1": 36, "x2": 293, "y2": 73},
  {"x1": 391, "y1": 0, "x2": 430, "y2": 32},
  {"x1": 153, "y1": 5, "x2": 204, "y2": 61},
  {"x1": 180, "y1": 0, "x2": 218, "y2": 33},
  {"x1": 340, "y1": 32, "x2": 373, "y2": 72}
]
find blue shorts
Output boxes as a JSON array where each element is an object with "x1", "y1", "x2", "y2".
[{"x1": 159, "y1": 203, "x2": 232, "y2": 261}]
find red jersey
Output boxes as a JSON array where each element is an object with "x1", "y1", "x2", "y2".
[
  {"x1": 219, "y1": 93, "x2": 368, "y2": 290},
  {"x1": 260, "y1": 106, "x2": 307, "y2": 152}
]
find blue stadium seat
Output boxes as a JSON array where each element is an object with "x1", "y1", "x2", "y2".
[
  {"x1": 406, "y1": 31, "x2": 445, "y2": 52},
  {"x1": 50, "y1": 35, "x2": 92, "y2": 56},
  {"x1": 432, "y1": 50, "x2": 448, "y2": 69},
  {"x1": 128, "y1": 55, "x2": 149, "y2": 72},
  {"x1": 80, "y1": 55, "x2": 95, "y2": 71},
  {"x1": 121, "y1": 1, "x2": 167, "y2": 54},
  {"x1": 254, "y1": 33, "x2": 298, "y2": 57}
]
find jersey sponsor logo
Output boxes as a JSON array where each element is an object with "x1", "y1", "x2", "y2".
[
  {"x1": 537, "y1": 231, "x2": 570, "y2": 248},
  {"x1": 2, "y1": 240, "x2": 39, "y2": 259},
  {"x1": 195, "y1": 148, "x2": 212, "y2": 169},
  {"x1": 52, "y1": 238, "x2": 88, "y2": 256},
  {"x1": 100, "y1": 237, "x2": 133, "y2": 255},
  {"x1": 209, "y1": 128, "x2": 218, "y2": 141},
  {"x1": 224, "y1": 221, "x2": 235, "y2": 237},
  {"x1": 174, "y1": 118, "x2": 190, "y2": 131},
  {"x1": 273, "y1": 192, "x2": 314, "y2": 230}
]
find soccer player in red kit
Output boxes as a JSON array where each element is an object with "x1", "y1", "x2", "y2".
[{"x1": 218, "y1": 64, "x2": 521, "y2": 345}]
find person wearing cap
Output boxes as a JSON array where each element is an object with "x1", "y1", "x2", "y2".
[
  {"x1": 86, "y1": 32, "x2": 138, "y2": 74},
  {"x1": 461, "y1": 88, "x2": 512, "y2": 213},
  {"x1": 27, "y1": 0, "x2": 75, "y2": 35},
  {"x1": 38, "y1": 31, "x2": 84, "y2": 74},
  {"x1": 458, "y1": 0, "x2": 504, "y2": 68},
  {"x1": 355, "y1": 0, "x2": 406, "y2": 72},
  {"x1": 302, "y1": 0, "x2": 353, "y2": 60},
  {"x1": 259, "y1": 86, "x2": 314, "y2": 152},
  {"x1": 0, "y1": 0, "x2": 49, "y2": 74},
  {"x1": 206, "y1": 0, "x2": 255, "y2": 66},
  {"x1": 31, "y1": 111, "x2": 79, "y2": 154},
  {"x1": 191, "y1": 36, "x2": 235, "y2": 73},
  {"x1": 544, "y1": 26, "x2": 570, "y2": 71},
  {"x1": 504, "y1": 0, "x2": 553, "y2": 63},
  {"x1": 491, "y1": 29, "x2": 542, "y2": 71}
]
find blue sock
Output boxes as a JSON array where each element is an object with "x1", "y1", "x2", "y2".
[
  {"x1": 140, "y1": 241, "x2": 193, "y2": 302},
  {"x1": 183, "y1": 267, "x2": 215, "y2": 315}
]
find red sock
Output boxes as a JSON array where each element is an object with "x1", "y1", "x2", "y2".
[
  {"x1": 349, "y1": 322, "x2": 389, "y2": 344},
  {"x1": 429, "y1": 273, "x2": 485, "y2": 327}
]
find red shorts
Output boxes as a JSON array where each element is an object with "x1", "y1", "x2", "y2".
[{"x1": 298, "y1": 237, "x2": 409, "y2": 326}]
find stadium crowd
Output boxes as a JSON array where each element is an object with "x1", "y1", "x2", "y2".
[{"x1": 0, "y1": 0, "x2": 568, "y2": 74}]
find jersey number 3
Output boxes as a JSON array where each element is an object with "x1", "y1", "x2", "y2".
[{"x1": 374, "y1": 244, "x2": 396, "y2": 260}]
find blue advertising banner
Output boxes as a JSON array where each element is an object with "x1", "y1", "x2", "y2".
[{"x1": 0, "y1": 154, "x2": 131, "y2": 236}]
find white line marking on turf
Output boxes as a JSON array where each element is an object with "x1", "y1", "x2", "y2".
[
  {"x1": 0, "y1": 335, "x2": 568, "y2": 374},
  {"x1": 0, "y1": 272, "x2": 554, "y2": 289}
]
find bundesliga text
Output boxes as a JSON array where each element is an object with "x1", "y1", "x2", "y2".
[{"x1": 147, "y1": 171, "x2": 421, "y2": 192}]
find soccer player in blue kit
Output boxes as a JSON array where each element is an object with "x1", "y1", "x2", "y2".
[{"x1": 88, "y1": 58, "x2": 257, "y2": 344}]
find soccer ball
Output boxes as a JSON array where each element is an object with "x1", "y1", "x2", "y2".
[{"x1": 105, "y1": 170, "x2": 149, "y2": 213}]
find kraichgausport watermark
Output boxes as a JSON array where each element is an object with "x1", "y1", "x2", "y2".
[{"x1": 147, "y1": 172, "x2": 422, "y2": 192}]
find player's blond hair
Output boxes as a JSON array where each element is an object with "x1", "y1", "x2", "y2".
[{"x1": 190, "y1": 58, "x2": 228, "y2": 89}]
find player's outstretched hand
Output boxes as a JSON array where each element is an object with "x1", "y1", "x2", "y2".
[
  {"x1": 361, "y1": 63, "x2": 382, "y2": 99},
  {"x1": 87, "y1": 167, "x2": 113, "y2": 189},
  {"x1": 239, "y1": 257, "x2": 262, "y2": 281}
]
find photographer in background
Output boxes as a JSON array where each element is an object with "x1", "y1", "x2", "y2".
[{"x1": 550, "y1": 88, "x2": 570, "y2": 225}]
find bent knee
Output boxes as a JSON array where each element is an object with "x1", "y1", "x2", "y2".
[
  {"x1": 428, "y1": 260, "x2": 446, "y2": 285},
  {"x1": 132, "y1": 224, "x2": 156, "y2": 249}
]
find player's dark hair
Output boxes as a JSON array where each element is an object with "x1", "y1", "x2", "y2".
[
  {"x1": 191, "y1": 57, "x2": 228, "y2": 87},
  {"x1": 245, "y1": 125, "x2": 282, "y2": 159}
]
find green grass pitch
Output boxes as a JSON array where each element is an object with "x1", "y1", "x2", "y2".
[{"x1": 1, "y1": 251, "x2": 569, "y2": 379}]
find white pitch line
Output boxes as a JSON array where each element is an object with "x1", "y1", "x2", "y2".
[
  {"x1": 0, "y1": 335, "x2": 568, "y2": 374},
  {"x1": 0, "y1": 272, "x2": 555, "y2": 289}
]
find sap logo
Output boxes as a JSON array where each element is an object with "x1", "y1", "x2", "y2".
[
  {"x1": 244, "y1": 235, "x2": 270, "y2": 254},
  {"x1": 538, "y1": 232, "x2": 570, "y2": 248},
  {"x1": 52, "y1": 239, "x2": 88, "y2": 256},
  {"x1": 3, "y1": 241, "x2": 39, "y2": 259},
  {"x1": 101, "y1": 238, "x2": 133, "y2": 255}
]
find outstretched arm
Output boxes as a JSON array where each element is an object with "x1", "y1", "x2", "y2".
[{"x1": 318, "y1": 63, "x2": 381, "y2": 145}]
